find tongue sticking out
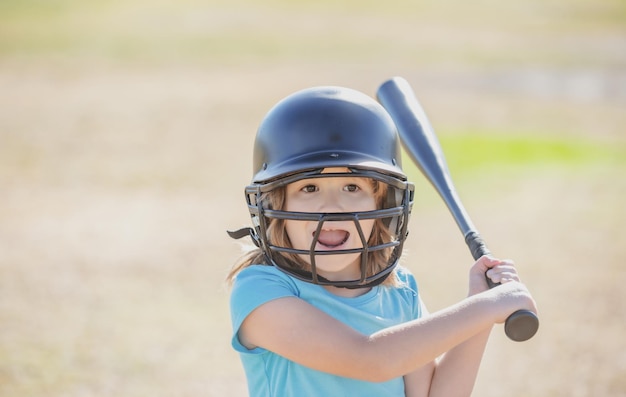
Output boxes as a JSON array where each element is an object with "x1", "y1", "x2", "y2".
[{"x1": 316, "y1": 230, "x2": 350, "y2": 248}]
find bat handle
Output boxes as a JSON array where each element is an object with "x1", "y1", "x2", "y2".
[{"x1": 465, "y1": 231, "x2": 539, "y2": 342}]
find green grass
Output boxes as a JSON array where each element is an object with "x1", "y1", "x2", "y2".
[
  {"x1": 438, "y1": 132, "x2": 623, "y2": 172},
  {"x1": 399, "y1": 132, "x2": 626, "y2": 195}
]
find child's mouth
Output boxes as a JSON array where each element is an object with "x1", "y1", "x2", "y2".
[{"x1": 315, "y1": 230, "x2": 350, "y2": 249}]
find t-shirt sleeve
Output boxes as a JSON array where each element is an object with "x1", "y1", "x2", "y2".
[
  {"x1": 395, "y1": 265, "x2": 422, "y2": 320},
  {"x1": 229, "y1": 265, "x2": 299, "y2": 354}
]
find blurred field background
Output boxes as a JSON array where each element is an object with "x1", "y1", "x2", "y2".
[{"x1": 1, "y1": 0, "x2": 625, "y2": 396}]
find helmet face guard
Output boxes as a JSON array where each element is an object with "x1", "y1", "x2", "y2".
[
  {"x1": 243, "y1": 169, "x2": 414, "y2": 288},
  {"x1": 229, "y1": 86, "x2": 415, "y2": 288}
]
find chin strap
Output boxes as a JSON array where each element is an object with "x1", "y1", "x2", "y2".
[{"x1": 227, "y1": 227, "x2": 261, "y2": 248}]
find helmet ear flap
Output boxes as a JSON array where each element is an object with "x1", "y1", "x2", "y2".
[
  {"x1": 386, "y1": 183, "x2": 405, "y2": 208},
  {"x1": 382, "y1": 184, "x2": 406, "y2": 235}
]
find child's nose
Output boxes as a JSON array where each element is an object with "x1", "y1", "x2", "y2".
[{"x1": 317, "y1": 190, "x2": 345, "y2": 213}]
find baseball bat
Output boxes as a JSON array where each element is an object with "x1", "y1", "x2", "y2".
[{"x1": 377, "y1": 76, "x2": 539, "y2": 342}]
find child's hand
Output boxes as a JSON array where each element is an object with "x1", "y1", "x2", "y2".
[
  {"x1": 486, "y1": 280, "x2": 538, "y2": 324},
  {"x1": 469, "y1": 255, "x2": 538, "y2": 323},
  {"x1": 468, "y1": 255, "x2": 520, "y2": 296}
]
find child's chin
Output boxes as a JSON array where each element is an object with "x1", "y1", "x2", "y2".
[{"x1": 313, "y1": 256, "x2": 361, "y2": 275}]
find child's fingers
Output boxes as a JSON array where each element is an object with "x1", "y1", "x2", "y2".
[
  {"x1": 486, "y1": 271, "x2": 520, "y2": 284},
  {"x1": 485, "y1": 260, "x2": 521, "y2": 284},
  {"x1": 476, "y1": 256, "x2": 515, "y2": 271},
  {"x1": 470, "y1": 256, "x2": 521, "y2": 295},
  {"x1": 474, "y1": 255, "x2": 500, "y2": 272}
]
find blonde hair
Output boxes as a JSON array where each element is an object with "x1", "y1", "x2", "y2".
[{"x1": 226, "y1": 178, "x2": 400, "y2": 287}]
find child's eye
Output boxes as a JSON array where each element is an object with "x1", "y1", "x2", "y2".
[
  {"x1": 301, "y1": 184, "x2": 318, "y2": 193},
  {"x1": 344, "y1": 184, "x2": 360, "y2": 192}
]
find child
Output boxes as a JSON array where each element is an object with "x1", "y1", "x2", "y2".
[{"x1": 226, "y1": 86, "x2": 537, "y2": 397}]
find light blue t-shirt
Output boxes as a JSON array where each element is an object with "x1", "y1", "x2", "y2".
[{"x1": 230, "y1": 264, "x2": 422, "y2": 397}]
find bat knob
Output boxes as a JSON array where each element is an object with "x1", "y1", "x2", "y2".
[{"x1": 504, "y1": 309, "x2": 539, "y2": 342}]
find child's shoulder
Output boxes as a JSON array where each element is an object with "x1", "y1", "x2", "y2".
[
  {"x1": 235, "y1": 264, "x2": 291, "y2": 284},
  {"x1": 394, "y1": 265, "x2": 416, "y2": 282},
  {"x1": 230, "y1": 265, "x2": 301, "y2": 309},
  {"x1": 233, "y1": 264, "x2": 305, "y2": 294},
  {"x1": 393, "y1": 265, "x2": 419, "y2": 292}
]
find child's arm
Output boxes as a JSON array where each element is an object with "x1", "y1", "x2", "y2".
[
  {"x1": 238, "y1": 261, "x2": 535, "y2": 383},
  {"x1": 403, "y1": 256, "x2": 525, "y2": 397},
  {"x1": 402, "y1": 330, "x2": 490, "y2": 397},
  {"x1": 424, "y1": 328, "x2": 492, "y2": 396},
  {"x1": 403, "y1": 362, "x2": 435, "y2": 397}
]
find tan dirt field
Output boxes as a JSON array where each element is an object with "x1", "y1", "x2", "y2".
[{"x1": 1, "y1": 1, "x2": 625, "y2": 396}]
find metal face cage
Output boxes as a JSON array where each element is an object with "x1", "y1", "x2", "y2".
[{"x1": 242, "y1": 168, "x2": 414, "y2": 288}]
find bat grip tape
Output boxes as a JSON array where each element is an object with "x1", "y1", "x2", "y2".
[{"x1": 465, "y1": 231, "x2": 499, "y2": 289}]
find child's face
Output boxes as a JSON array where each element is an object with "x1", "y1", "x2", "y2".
[{"x1": 284, "y1": 167, "x2": 377, "y2": 282}]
